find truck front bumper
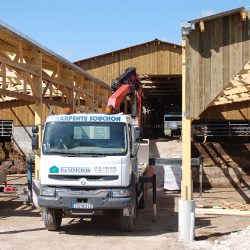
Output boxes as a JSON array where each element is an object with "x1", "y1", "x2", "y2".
[{"x1": 38, "y1": 187, "x2": 132, "y2": 210}]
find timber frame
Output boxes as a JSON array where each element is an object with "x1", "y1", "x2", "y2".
[
  {"x1": 0, "y1": 20, "x2": 111, "y2": 122},
  {"x1": 184, "y1": 7, "x2": 250, "y2": 120},
  {"x1": 0, "y1": 20, "x2": 111, "y2": 179},
  {"x1": 181, "y1": 6, "x2": 250, "y2": 204}
]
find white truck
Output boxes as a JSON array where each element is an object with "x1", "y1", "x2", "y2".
[{"x1": 32, "y1": 68, "x2": 156, "y2": 232}]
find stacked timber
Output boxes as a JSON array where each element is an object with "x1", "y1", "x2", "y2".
[
  {"x1": 0, "y1": 142, "x2": 28, "y2": 174},
  {"x1": 221, "y1": 201, "x2": 250, "y2": 211}
]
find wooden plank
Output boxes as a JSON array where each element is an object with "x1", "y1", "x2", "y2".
[
  {"x1": 0, "y1": 30, "x2": 20, "y2": 48},
  {"x1": 185, "y1": 35, "x2": 191, "y2": 117},
  {"x1": 211, "y1": 18, "x2": 223, "y2": 104},
  {"x1": 195, "y1": 207, "x2": 250, "y2": 216},
  {"x1": 190, "y1": 24, "x2": 200, "y2": 118},
  {"x1": 198, "y1": 27, "x2": 205, "y2": 116},
  {"x1": 222, "y1": 15, "x2": 230, "y2": 88},
  {"x1": 235, "y1": 13, "x2": 243, "y2": 75},
  {"x1": 229, "y1": 14, "x2": 237, "y2": 79},
  {"x1": 242, "y1": 11, "x2": 250, "y2": 67}
]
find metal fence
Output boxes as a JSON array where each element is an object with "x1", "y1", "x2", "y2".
[{"x1": 0, "y1": 120, "x2": 13, "y2": 137}]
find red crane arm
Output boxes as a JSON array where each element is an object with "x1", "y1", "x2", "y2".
[
  {"x1": 106, "y1": 67, "x2": 142, "y2": 127},
  {"x1": 106, "y1": 84, "x2": 132, "y2": 113}
]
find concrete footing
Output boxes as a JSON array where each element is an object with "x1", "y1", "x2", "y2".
[{"x1": 178, "y1": 199, "x2": 195, "y2": 240}]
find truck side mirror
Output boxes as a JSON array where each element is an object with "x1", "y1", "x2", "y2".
[
  {"x1": 32, "y1": 126, "x2": 39, "y2": 150},
  {"x1": 32, "y1": 126, "x2": 39, "y2": 133},
  {"x1": 133, "y1": 126, "x2": 142, "y2": 142},
  {"x1": 32, "y1": 134, "x2": 39, "y2": 150}
]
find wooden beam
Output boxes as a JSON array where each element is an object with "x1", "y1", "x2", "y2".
[
  {"x1": 27, "y1": 73, "x2": 37, "y2": 96},
  {"x1": 0, "y1": 56, "x2": 40, "y2": 76},
  {"x1": 74, "y1": 86, "x2": 106, "y2": 102},
  {"x1": 42, "y1": 81, "x2": 50, "y2": 99},
  {"x1": 240, "y1": 9, "x2": 247, "y2": 21},
  {"x1": 18, "y1": 41, "x2": 23, "y2": 64},
  {"x1": 42, "y1": 73, "x2": 73, "y2": 89},
  {"x1": 199, "y1": 20, "x2": 205, "y2": 32},
  {"x1": 0, "y1": 88, "x2": 40, "y2": 102},
  {"x1": 50, "y1": 82, "x2": 53, "y2": 101},
  {"x1": 74, "y1": 105, "x2": 93, "y2": 113},
  {"x1": 43, "y1": 98, "x2": 73, "y2": 109},
  {"x1": 141, "y1": 80, "x2": 181, "y2": 84}
]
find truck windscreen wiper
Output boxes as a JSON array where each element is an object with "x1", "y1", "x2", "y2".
[{"x1": 79, "y1": 153, "x2": 106, "y2": 157}]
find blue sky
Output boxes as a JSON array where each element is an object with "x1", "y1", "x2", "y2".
[{"x1": 0, "y1": 0, "x2": 249, "y2": 62}]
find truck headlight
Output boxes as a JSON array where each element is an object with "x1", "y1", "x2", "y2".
[
  {"x1": 112, "y1": 190, "x2": 130, "y2": 197},
  {"x1": 40, "y1": 188, "x2": 56, "y2": 197}
]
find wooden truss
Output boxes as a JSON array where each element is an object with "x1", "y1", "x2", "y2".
[
  {"x1": 210, "y1": 61, "x2": 250, "y2": 106},
  {"x1": 0, "y1": 30, "x2": 111, "y2": 114}
]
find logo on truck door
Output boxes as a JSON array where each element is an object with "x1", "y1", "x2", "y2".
[
  {"x1": 49, "y1": 166, "x2": 91, "y2": 173},
  {"x1": 50, "y1": 166, "x2": 59, "y2": 173}
]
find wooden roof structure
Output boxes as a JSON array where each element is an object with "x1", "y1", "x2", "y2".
[
  {"x1": 74, "y1": 39, "x2": 182, "y2": 109},
  {"x1": 183, "y1": 7, "x2": 250, "y2": 120},
  {"x1": 181, "y1": 6, "x2": 250, "y2": 204},
  {"x1": 0, "y1": 20, "x2": 111, "y2": 126}
]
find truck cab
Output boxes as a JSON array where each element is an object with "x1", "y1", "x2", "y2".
[{"x1": 34, "y1": 112, "x2": 144, "y2": 231}]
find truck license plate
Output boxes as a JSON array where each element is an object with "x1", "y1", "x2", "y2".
[{"x1": 72, "y1": 204, "x2": 93, "y2": 209}]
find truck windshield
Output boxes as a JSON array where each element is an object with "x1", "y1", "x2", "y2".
[{"x1": 42, "y1": 121, "x2": 127, "y2": 156}]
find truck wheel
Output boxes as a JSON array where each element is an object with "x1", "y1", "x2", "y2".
[
  {"x1": 42, "y1": 207, "x2": 62, "y2": 231},
  {"x1": 120, "y1": 202, "x2": 136, "y2": 232}
]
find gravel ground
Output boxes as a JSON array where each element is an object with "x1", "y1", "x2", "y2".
[{"x1": 1, "y1": 139, "x2": 250, "y2": 249}]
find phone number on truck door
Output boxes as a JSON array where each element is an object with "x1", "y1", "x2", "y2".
[{"x1": 94, "y1": 166, "x2": 117, "y2": 174}]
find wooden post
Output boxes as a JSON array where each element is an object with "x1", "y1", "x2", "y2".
[
  {"x1": 178, "y1": 36, "x2": 195, "y2": 242},
  {"x1": 34, "y1": 53, "x2": 42, "y2": 180},
  {"x1": 182, "y1": 37, "x2": 192, "y2": 201}
]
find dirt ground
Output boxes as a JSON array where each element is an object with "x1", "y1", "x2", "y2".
[{"x1": 0, "y1": 139, "x2": 250, "y2": 250}]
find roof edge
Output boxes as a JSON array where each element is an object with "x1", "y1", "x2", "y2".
[
  {"x1": 74, "y1": 38, "x2": 182, "y2": 63},
  {"x1": 188, "y1": 6, "x2": 244, "y2": 24}
]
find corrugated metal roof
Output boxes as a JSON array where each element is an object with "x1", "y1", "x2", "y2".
[
  {"x1": 74, "y1": 39, "x2": 182, "y2": 63},
  {"x1": 0, "y1": 20, "x2": 110, "y2": 90},
  {"x1": 188, "y1": 6, "x2": 244, "y2": 24}
]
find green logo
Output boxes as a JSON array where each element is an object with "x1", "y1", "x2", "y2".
[{"x1": 50, "y1": 166, "x2": 59, "y2": 173}]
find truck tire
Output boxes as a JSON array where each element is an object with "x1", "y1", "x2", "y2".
[
  {"x1": 120, "y1": 204, "x2": 136, "y2": 232},
  {"x1": 42, "y1": 207, "x2": 62, "y2": 231}
]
